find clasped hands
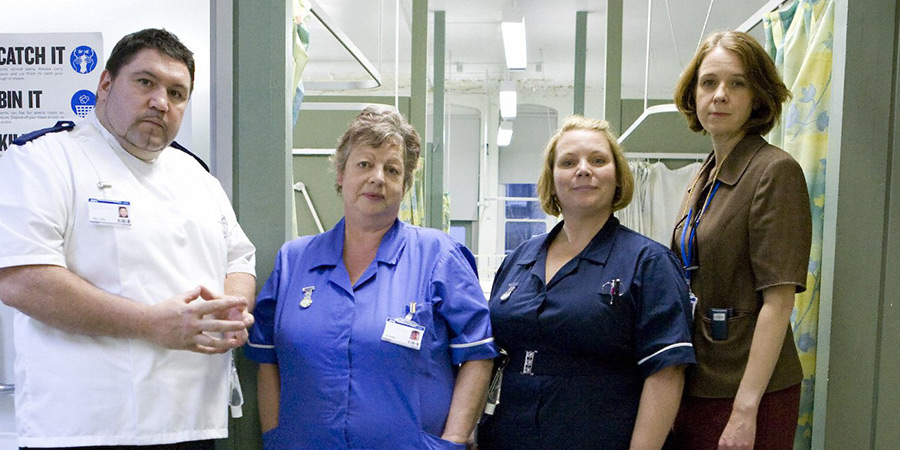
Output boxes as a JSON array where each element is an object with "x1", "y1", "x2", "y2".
[{"x1": 141, "y1": 285, "x2": 254, "y2": 354}]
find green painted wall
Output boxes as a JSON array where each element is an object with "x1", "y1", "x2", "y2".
[
  {"x1": 293, "y1": 155, "x2": 342, "y2": 235},
  {"x1": 817, "y1": 0, "x2": 900, "y2": 448},
  {"x1": 292, "y1": 96, "x2": 412, "y2": 237},
  {"x1": 223, "y1": 1, "x2": 292, "y2": 449},
  {"x1": 618, "y1": 99, "x2": 710, "y2": 157}
]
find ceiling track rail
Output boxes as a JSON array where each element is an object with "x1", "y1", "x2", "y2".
[{"x1": 306, "y1": 0, "x2": 383, "y2": 90}]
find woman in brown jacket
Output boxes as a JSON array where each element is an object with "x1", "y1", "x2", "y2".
[{"x1": 669, "y1": 31, "x2": 812, "y2": 450}]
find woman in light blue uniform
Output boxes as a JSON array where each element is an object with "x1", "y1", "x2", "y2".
[{"x1": 245, "y1": 105, "x2": 497, "y2": 449}]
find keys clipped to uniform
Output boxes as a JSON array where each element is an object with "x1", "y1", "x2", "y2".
[{"x1": 484, "y1": 349, "x2": 510, "y2": 415}]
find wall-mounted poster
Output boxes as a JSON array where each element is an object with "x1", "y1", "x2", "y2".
[{"x1": 0, "y1": 32, "x2": 102, "y2": 156}]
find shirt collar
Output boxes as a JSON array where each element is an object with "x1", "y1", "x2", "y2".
[
  {"x1": 305, "y1": 218, "x2": 406, "y2": 270},
  {"x1": 716, "y1": 134, "x2": 767, "y2": 186},
  {"x1": 373, "y1": 219, "x2": 406, "y2": 265},
  {"x1": 577, "y1": 216, "x2": 620, "y2": 265}
]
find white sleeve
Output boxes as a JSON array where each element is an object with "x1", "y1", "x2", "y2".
[
  {"x1": 0, "y1": 138, "x2": 73, "y2": 269},
  {"x1": 211, "y1": 179, "x2": 256, "y2": 277}
]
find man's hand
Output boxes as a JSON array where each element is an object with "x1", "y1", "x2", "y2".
[
  {"x1": 204, "y1": 286, "x2": 254, "y2": 346},
  {"x1": 140, "y1": 285, "x2": 252, "y2": 354}
]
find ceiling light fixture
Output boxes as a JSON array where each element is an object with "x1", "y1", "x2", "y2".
[
  {"x1": 497, "y1": 121, "x2": 514, "y2": 147},
  {"x1": 499, "y1": 81, "x2": 517, "y2": 119},
  {"x1": 501, "y1": 16, "x2": 527, "y2": 71}
]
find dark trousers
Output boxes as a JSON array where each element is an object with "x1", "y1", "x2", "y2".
[{"x1": 670, "y1": 383, "x2": 801, "y2": 450}]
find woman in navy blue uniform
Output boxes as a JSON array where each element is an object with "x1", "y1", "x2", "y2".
[{"x1": 477, "y1": 116, "x2": 695, "y2": 449}]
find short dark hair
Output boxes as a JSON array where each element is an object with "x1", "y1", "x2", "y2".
[
  {"x1": 674, "y1": 31, "x2": 791, "y2": 136},
  {"x1": 105, "y1": 28, "x2": 195, "y2": 92},
  {"x1": 331, "y1": 105, "x2": 421, "y2": 194}
]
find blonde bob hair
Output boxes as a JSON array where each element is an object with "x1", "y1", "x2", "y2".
[
  {"x1": 674, "y1": 31, "x2": 791, "y2": 136},
  {"x1": 537, "y1": 116, "x2": 634, "y2": 217}
]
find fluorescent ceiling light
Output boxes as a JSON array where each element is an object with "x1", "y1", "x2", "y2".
[
  {"x1": 499, "y1": 81, "x2": 517, "y2": 119},
  {"x1": 497, "y1": 121, "x2": 514, "y2": 147},
  {"x1": 501, "y1": 20, "x2": 527, "y2": 71}
]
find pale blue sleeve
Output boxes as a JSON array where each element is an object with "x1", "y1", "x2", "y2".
[
  {"x1": 431, "y1": 242, "x2": 499, "y2": 365},
  {"x1": 244, "y1": 247, "x2": 286, "y2": 364}
]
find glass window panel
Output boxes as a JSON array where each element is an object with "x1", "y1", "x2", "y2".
[
  {"x1": 505, "y1": 221, "x2": 546, "y2": 254},
  {"x1": 504, "y1": 183, "x2": 544, "y2": 219},
  {"x1": 506, "y1": 183, "x2": 538, "y2": 198}
]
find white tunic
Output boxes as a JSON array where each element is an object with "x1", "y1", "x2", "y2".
[{"x1": 0, "y1": 115, "x2": 256, "y2": 447}]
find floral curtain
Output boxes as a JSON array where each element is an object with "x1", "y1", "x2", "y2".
[
  {"x1": 763, "y1": 0, "x2": 834, "y2": 448},
  {"x1": 398, "y1": 158, "x2": 425, "y2": 226}
]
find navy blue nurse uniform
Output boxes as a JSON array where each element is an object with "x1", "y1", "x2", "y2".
[
  {"x1": 477, "y1": 217, "x2": 695, "y2": 449},
  {"x1": 246, "y1": 219, "x2": 498, "y2": 450}
]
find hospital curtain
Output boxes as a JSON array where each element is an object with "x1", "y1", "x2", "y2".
[
  {"x1": 763, "y1": 0, "x2": 834, "y2": 448},
  {"x1": 398, "y1": 159, "x2": 425, "y2": 226},
  {"x1": 616, "y1": 160, "x2": 700, "y2": 246}
]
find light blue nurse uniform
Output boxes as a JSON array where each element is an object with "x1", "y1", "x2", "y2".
[{"x1": 246, "y1": 218, "x2": 498, "y2": 450}]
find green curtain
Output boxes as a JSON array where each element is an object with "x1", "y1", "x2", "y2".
[
  {"x1": 398, "y1": 158, "x2": 425, "y2": 226},
  {"x1": 763, "y1": 0, "x2": 834, "y2": 448}
]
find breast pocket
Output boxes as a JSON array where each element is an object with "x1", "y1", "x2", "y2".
[
  {"x1": 546, "y1": 287, "x2": 634, "y2": 356},
  {"x1": 591, "y1": 290, "x2": 635, "y2": 351}
]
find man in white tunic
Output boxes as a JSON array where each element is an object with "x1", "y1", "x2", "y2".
[{"x1": 0, "y1": 29, "x2": 257, "y2": 448}]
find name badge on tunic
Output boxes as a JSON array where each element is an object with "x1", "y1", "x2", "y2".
[
  {"x1": 88, "y1": 198, "x2": 132, "y2": 227},
  {"x1": 381, "y1": 302, "x2": 425, "y2": 350}
]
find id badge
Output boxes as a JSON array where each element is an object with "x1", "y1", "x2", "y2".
[
  {"x1": 381, "y1": 317, "x2": 425, "y2": 350},
  {"x1": 88, "y1": 198, "x2": 132, "y2": 227},
  {"x1": 688, "y1": 291, "x2": 698, "y2": 319}
]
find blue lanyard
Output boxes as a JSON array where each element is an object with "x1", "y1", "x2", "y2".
[{"x1": 680, "y1": 180, "x2": 721, "y2": 281}]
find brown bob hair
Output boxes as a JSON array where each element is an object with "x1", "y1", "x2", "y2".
[
  {"x1": 674, "y1": 31, "x2": 791, "y2": 136},
  {"x1": 537, "y1": 116, "x2": 634, "y2": 217},
  {"x1": 331, "y1": 105, "x2": 421, "y2": 194}
]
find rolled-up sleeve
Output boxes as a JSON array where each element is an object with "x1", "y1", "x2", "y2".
[{"x1": 432, "y1": 243, "x2": 499, "y2": 365}]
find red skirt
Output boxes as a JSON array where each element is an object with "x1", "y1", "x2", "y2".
[{"x1": 669, "y1": 383, "x2": 800, "y2": 450}]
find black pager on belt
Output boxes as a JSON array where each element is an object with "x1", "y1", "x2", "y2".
[{"x1": 708, "y1": 308, "x2": 732, "y2": 341}]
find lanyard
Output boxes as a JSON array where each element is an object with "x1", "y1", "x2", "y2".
[
  {"x1": 678, "y1": 148, "x2": 733, "y2": 282},
  {"x1": 680, "y1": 180, "x2": 721, "y2": 281}
]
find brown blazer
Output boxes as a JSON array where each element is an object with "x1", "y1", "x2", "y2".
[{"x1": 672, "y1": 134, "x2": 812, "y2": 398}]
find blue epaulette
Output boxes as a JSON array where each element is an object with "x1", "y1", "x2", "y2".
[
  {"x1": 12, "y1": 121, "x2": 76, "y2": 145},
  {"x1": 170, "y1": 141, "x2": 210, "y2": 173}
]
